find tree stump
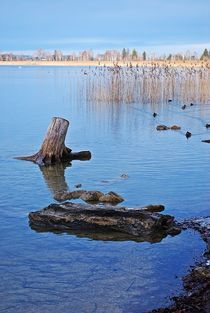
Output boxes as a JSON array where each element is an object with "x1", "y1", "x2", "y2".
[{"x1": 16, "y1": 117, "x2": 91, "y2": 165}]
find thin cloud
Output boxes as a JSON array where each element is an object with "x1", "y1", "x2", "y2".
[{"x1": 42, "y1": 37, "x2": 125, "y2": 45}]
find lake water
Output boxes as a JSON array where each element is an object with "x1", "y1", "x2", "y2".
[{"x1": 0, "y1": 66, "x2": 209, "y2": 313}]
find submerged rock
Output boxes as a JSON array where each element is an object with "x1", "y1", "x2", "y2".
[
  {"x1": 156, "y1": 125, "x2": 170, "y2": 131},
  {"x1": 202, "y1": 139, "x2": 210, "y2": 143},
  {"x1": 121, "y1": 174, "x2": 129, "y2": 179},
  {"x1": 29, "y1": 202, "x2": 181, "y2": 240}
]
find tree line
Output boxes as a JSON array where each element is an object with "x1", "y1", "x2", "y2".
[{"x1": 0, "y1": 48, "x2": 209, "y2": 62}]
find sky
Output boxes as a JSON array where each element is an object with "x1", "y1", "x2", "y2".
[{"x1": 0, "y1": 0, "x2": 210, "y2": 55}]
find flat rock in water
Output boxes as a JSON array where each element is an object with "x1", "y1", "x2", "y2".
[
  {"x1": 202, "y1": 139, "x2": 210, "y2": 143},
  {"x1": 156, "y1": 125, "x2": 170, "y2": 131},
  {"x1": 29, "y1": 202, "x2": 181, "y2": 240},
  {"x1": 170, "y1": 125, "x2": 181, "y2": 130}
]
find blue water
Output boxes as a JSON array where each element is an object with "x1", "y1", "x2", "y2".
[{"x1": 0, "y1": 66, "x2": 209, "y2": 312}]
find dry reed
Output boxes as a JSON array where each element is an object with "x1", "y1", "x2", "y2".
[{"x1": 80, "y1": 64, "x2": 210, "y2": 105}]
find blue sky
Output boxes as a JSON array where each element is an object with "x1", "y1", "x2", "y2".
[{"x1": 0, "y1": 0, "x2": 209, "y2": 55}]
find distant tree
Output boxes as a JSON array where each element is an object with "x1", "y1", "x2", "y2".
[
  {"x1": 126, "y1": 48, "x2": 130, "y2": 60},
  {"x1": 131, "y1": 49, "x2": 138, "y2": 60},
  {"x1": 167, "y1": 54, "x2": 172, "y2": 61},
  {"x1": 122, "y1": 48, "x2": 127, "y2": 60},
  {"x1": 200, "y1": 48, "x2": 209, "y2": 60},
  {"x1": 184, "y1": 50, "x2": 192, "y2": 60},
  {"x1": 53, "y1": 50, "x2": 63, "y2": 61},
  {"x1": 174, "y1": 53, "x2": 183, "y2": 61},
  {"x1": 142, "y1": 51, "x2": 146, "y2": 61},
  {"x1": 34, "y1": 49, "x2": 47, "y2": 60}
]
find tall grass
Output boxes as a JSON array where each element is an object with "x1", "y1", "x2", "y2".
[{"x1": 81, "y1": 63, "x2": 210, "y2": 105}]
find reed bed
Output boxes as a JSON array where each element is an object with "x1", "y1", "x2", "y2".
[{"x1": 80, "y1": 64, "x2": 210, "y2": 105}]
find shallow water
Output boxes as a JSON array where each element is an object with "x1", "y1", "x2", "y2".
[{"x1": 0, "y1": 66, "x2": 209, "y2": 312}]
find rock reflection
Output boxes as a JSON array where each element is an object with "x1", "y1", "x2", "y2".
[{"x1": 30, "y1": 224, "x2": 179, "y2": 244}]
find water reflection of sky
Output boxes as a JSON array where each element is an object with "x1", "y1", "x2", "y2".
[{"x1": 0, "y1": 66, "x2": 208, "y2": 312}]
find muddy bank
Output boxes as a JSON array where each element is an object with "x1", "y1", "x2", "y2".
[{"x1": 149, "y1": 217, "x2": 210, "y2": 313}]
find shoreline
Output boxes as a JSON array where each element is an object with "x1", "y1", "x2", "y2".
[
  {"x1": 149, "y1": 217, "x2": 210, "y2": 313},
  {"x1": 0, "y1": 60, "x2": 209, "y2": 68}
]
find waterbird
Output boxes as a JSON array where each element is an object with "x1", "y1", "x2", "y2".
[
  {"x1": 182, "y1": 105, "x2": 186, "y2": 110},
  {"x1": 153, "y1": 112, "x2": 157, "y2": 117},
  {"x1": 205, "y1": 124, "x2": 210, "y2": 128},
  {"x1": 185, "y1": 131, "x2": 192, "y2": 139},
  {"x1": 190, "y1": 103, "x2": 194, "y2": 106},
  {"x1": 168, "y1": 99, "x2": 172, "y2": 102}
]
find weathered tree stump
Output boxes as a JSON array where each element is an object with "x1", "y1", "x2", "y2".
[{"x1": 16, "y1": 117, "x2": 91, "y2": 165}]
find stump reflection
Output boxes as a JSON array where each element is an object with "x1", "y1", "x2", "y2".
[{"x1": 39, "y1": 162, "x2": 71, "y2": 195}]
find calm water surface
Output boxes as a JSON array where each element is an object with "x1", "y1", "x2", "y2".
[{"x1": 0, "y1": 66, "x2": 209, "y2": 313}]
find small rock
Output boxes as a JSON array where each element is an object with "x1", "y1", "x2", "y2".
[
  {"x1": 182, "y1": 105, "x2": 187, "y2": 110},
  {"x1": 170, "y1": 125, "x2": 181, "y2": 130},
  {"x1": 156, "y1": 125, "x2": 170, "y2": 131},
  {"x1": 205, "y1": 124, "x2": 210, "y2": 128},
  {"x1": 80, "y1": 191, "x2": 104, "y2": 202},
  {"x1": 75, "y1": 184, "x2": 82, "y2": 188},
  {"x1": 70, "y1": 190, "x2": 86, "y2": 199},
  {"x1": 153, "y1": 112, "x2": 157, "y2": 117},
  {"x1": 121, "y1": 174, "x2": 129, "y2": 179},
  {"x1": 168, "y1": 99, "x2": 172, "y2": 102},
  {"x1": 190, "y1": 102, "x2": 194, "y2": 106},
  {"x1": 193, "y1": 266, "x2": 210, "y2": 279},
  {"x1": 54, "y1": 190, "x2": 85, "y2": 201},
  {"x1": 142, "y1": 204, "x2": 165, "y2": 212},
  {"x1": 99, "y1": 191, "x2": 124, "y2": 203}
]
